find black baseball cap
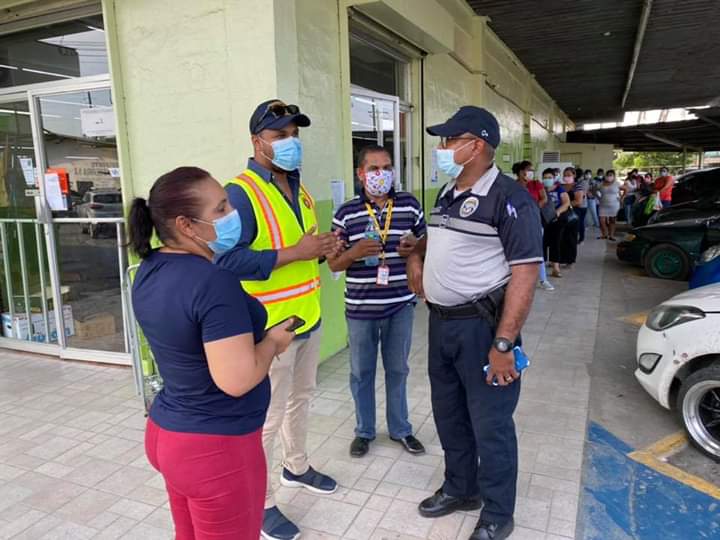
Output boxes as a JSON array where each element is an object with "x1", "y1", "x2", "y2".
[
  {"x1": 249, "y1": 99, "x2": 311, "y2": 134},
  {"x1": 426, "y1": 106, "x2": 501, "y2": 148}
]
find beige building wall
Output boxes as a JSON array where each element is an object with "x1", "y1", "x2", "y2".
[
  {"x1": 559, "y1": 142, "x2": 616, "y2": 172},
  {"x1": 101, "y1": 0, "x2": 575, "y2": 360}
]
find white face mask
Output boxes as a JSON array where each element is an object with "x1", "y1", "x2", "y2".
[{"x1": 526, "y1": 170, "x2": 535, "y2": 180}]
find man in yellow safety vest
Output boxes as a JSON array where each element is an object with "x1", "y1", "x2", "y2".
[{"x1": 217, "y1": 100, "x2": 340, "y2": 540}]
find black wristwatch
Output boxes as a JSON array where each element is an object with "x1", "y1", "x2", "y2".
[{"x1": 492, "y1": 337, "x2": 513, "y2": 354}]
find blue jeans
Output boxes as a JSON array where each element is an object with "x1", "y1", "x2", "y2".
[
  {"x1": 347, "y1": 303, "x2": 414, "y2": 440},
  {"x1": 586, "y1": 199, "x2": 600, "y2": 227}
]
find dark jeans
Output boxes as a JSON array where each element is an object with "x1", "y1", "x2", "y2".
[
  {"x1": 575, "y1": 207, "x2": 587, "y2": 243},
  {"x1": 347, "y1": 303, "x2": 414, "y2": 440},
  {"x1": 428, "y1": 311, "x2": 521, "y2": 525}
]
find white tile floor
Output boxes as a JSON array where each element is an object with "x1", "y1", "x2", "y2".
[{"x1": 0, "y1": 240, "x2": 607, "y2": 539}]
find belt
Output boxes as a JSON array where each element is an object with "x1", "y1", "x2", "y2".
[{"x1": 427, "y1": 287, "x2": 506, "y2": 323}]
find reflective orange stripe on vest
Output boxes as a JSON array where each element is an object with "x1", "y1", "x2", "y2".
[
  {"x1": 252, "y1": 276, "x2": 321, "y2": 305},
  {"x1": 237, "y1": 174, "x2": 285, "y2": 249}
]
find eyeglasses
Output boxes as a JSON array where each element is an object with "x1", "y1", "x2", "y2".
[{"x1": 439, "y1": 136, "x2": 477, "y2": 149}]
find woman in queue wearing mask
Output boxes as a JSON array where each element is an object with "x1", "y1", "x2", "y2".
[
  {"x1": 621, "y1": 172, "x2": 639, "y2": 226},
  {"x1": 598, "y1": 169, "x2": 621, "y2": 241},
  {"x1": 560, "y1": 167, "x2": 582, "y2": 265},
  {"x1": 542, "y1": 168, "x2": 571, "y2": 278},
  {"x1": 514, "y1": 160, "x2": 554, "y2": 290},
  {"x1": 128, "y1": 166, "x2": 296, "y2": 539}
]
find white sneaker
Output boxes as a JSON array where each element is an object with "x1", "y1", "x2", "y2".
[{"x1": 539, "y1": 280, "x2": 555, "y2": 291}]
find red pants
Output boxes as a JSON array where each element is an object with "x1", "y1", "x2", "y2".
[{"x1": 145, "y1": 419, "x2": 266, "y2": 540}]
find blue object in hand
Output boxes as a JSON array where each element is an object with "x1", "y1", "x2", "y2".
[{"x1": 483, "y1": 346, "x2": 530, "y2": 386}]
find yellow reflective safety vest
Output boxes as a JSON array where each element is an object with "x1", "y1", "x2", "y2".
[{"x1": 226, "y1": 169, "x2": 321, "y2": 335}]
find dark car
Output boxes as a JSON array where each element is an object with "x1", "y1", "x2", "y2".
[
  {"x1": 616, "y1": 214, "x2": 720, "y2": 280},
  {"x1": 672, "y1": 167, "x2": 720, "y2": 206},
  {"x1": 648, "y1": 198, "x2": 720, "y2": 224}
]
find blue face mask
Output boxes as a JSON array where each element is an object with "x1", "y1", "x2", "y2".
[
  {"x1": 264, "y1": 136, "x2": 303, "y2": 171},
  {"x1": 543, "y1": 178, "x2": 555, "y2": 188},
  {"x1": 194, "y1": 209, "x2": 242, "y2": 254},
  {"x1": 434, "y1": 140, "x2": 475, "y2": 178}
]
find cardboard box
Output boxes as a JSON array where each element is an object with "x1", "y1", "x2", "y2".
[
  {"x1": 1, "y1": 305, "x2": 75, "y2": 342},
  {"x1": 74, "y1": 312, "x2": 116, "y2": 339}
]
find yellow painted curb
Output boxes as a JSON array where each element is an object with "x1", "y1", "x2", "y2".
[
  {"x1": 628, "y1": 431, "x2": 720, "y2": 500},
  {"x1": 641, "y1": 431, "x2": 688, "y2": 458}
]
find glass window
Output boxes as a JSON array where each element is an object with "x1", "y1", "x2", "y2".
[
  {"x1": 350, "y1": 34, "x2": 407, "y2": 98},
  {"x1": 0, "y1": 15, "x2": 107, "y2": 89}
]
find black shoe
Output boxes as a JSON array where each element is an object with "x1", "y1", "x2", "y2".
[
  {"x1": 418, "y1": 489, "x2": 482, "y2": 518},
  {"x1": 350, "y1": 437, "x2": 371, "y2": 457},
  {"x1": 391, "y1": 435, "x2": 426, "y2": 455},
  {"x1": 469, "y1": 518, "x2": 514, "y2": 540}
]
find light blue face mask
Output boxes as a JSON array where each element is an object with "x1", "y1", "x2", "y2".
[
  {"x1": 434, "y1": 140, "x2": 475, "y2": 178},
  {"x1": 194, "y1": 209, "x2": 242, "y2": 254},
  {"x1": 264, "y1": 136, "x2": 303, "y2": 171}
]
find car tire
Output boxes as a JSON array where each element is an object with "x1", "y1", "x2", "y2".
[
  {"x1": 644, "y1": 243, "x2": 690, "y2": 280},
  {"x1": 677, "y1": 364, "x2": 720, "y2": 462}
]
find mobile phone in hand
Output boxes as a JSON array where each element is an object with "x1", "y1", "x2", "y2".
[{"x1": 271, "y1": 316, "x2": 305, "y2": 333}]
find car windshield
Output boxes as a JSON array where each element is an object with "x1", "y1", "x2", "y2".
[{"x1": 93, "y1": 194, "x2": 121, "y2": 204}]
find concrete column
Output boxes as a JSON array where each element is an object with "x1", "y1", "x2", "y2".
[{"x1": 103, "y1": 0, "x2": 281, "y2": 198}]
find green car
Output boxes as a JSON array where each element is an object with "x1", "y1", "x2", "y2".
[{"x1": 616, "y1": 215, "x2": 720, "y2": 280}]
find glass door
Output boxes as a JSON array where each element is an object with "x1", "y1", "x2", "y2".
[
  {"x1": 0, "y1": 97, "x2": 56, "y2": 351},
  {"x1": 29, "y1": 81, "x2": 129, "y2": 364}
]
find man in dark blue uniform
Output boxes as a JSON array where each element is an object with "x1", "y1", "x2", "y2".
[{"x1": 406, "y1": 106, "x2": 543, "y2": 540}]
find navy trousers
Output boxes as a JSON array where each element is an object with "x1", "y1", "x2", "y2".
[{"x1": 428, "y1": 310, "x2": 521, "y2": 525}]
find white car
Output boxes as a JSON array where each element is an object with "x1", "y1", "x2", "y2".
[{"x1": 635, "y1": 284, "x2": 720, "y2": 460}]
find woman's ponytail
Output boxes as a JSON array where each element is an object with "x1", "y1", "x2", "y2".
[{"x1": 128, "y1": 197, "x2": 154, "y2": 258}]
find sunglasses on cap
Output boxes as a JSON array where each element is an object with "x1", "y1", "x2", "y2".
[{"x1": 260, "y1": 101, "x2": 301, "y2": 122}]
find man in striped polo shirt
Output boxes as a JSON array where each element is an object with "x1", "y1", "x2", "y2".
[{"x1": 328, "y1": 145, "x2": 426, "y2": 458}]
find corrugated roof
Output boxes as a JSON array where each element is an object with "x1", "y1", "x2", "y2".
[
  {"x1": 468, "y1": 0, "x2": 720, "y2": 123},
  {"x1": 566, "y1": 108, "x2": 720, "y2": 151}
]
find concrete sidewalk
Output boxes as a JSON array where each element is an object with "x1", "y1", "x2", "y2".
[{"x1": 0, "y1": 239, "x2": 609, "y2": 539}]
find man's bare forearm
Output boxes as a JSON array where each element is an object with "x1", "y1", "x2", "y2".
[{"x1": 496, "y1": 263, "x2": 540, "y2": 341}]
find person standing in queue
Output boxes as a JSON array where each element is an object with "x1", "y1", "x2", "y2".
[
  {"x1": 513, "y1": 160, "x2": 554, "y2": 291},
  {"x1": 216, "y1": 100, "x2": 340, "y2": 540},
  {"x1": 328, "y1": 145, "x2": 427, "y2": 458},
  {"x1": 129, "y1": 167, "x2": 296, "y2": 539},
  {"x1": 406, "y1": 106, "x2": 542, "y2": 540}
]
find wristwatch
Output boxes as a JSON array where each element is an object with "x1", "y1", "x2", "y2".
[{"x1": 492, "y1": 337, "x2": 513, "y2": 354}]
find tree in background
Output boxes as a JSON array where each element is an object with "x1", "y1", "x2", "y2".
[{"x1": 614, "y1": 151, "x2": 693, "y2": 173}]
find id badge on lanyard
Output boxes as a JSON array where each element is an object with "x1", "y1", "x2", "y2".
[{"x1": 366, "y1": 200, "x2": 393, "y2": 286}]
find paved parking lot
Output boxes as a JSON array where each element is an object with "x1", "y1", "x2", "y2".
[{"x1": 0, "y1": 235, "x2": 717, "y2": 539}]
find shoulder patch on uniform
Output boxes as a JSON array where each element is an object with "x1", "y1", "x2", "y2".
[
  {"x1": 506, "y1": 202, "x2": 518, "y2": 219},
  {"x1": 460, "y1": 196, "x2": 480, "y2": 218}
]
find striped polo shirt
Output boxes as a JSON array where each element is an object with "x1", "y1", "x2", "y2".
[
  {"x1": 332, "y1": 190, "x2": 426, "y2": 320},
  {"x1": 423, "y1": 164, "x2": 543, "y2": 307}
]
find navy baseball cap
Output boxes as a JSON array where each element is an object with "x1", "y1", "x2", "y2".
[
  {"x1": 249, "y1": 99, "x2": 311, "y2": 134},
  {"x1": 426, "y1": 106, "x2": 501, "y2": 148}
]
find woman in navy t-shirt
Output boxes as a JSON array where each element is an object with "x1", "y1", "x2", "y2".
[{"x1": 128, "y1": 166, "x2": 295, "y2": 540}]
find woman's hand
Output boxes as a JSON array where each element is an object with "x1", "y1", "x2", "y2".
[{"x1": 266, "y1": 319, "x2": 296, "y2": 356}]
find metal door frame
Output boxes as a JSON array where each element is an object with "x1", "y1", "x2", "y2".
[
  {"x1": 350, "y1": 85, "x2": 403, "y2": 190},
  {"x1": 0, "y1": 75, "x2": 131, "y2": 365}
]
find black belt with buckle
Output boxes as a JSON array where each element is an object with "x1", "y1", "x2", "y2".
[{"x1": 427, "y1": 287, "x2": 506, "y2": 325}]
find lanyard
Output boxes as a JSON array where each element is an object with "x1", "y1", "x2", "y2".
[{"x1": 365, "y1": 200, "x2": 394, "y2": 244}]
